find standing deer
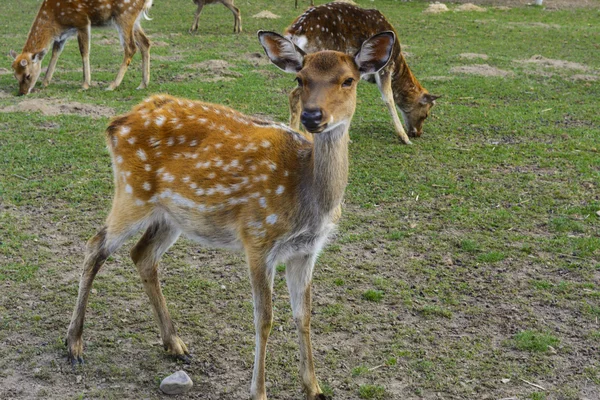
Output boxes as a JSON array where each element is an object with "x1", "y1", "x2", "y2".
[
  {"x1": 295, "y1": 0, "x2": 315, "y2": 9},
  {"x1": 285, "y1": 2, "x2": 440, "y2": 144},
  {"x1": 189, "y1": 0, "x2": 242, "y2": 34},
  {"x1": 9, "y1": 0, "x2": 153, "y2": 95},
  {"x1": 65, "y1": 29, "x2": 395, "y2": 400}
]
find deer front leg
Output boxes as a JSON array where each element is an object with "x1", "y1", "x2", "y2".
[
  {"x1": 42, "y1": 39, "x2": 67, "y2": 88},
  {"x1": 375, "y1": 69, "x2": 412, "y2": 145},
  {"x1": 130, "y1": 223, "x2": 189, "y2": 359},
  {"x1": 189, "y1": 1, "x2": 205, "y2": 33},
  {"x1": 77, "y1": 24, "x2": 92, "y2": 90},
  {"x1": 248, "y1": 253, "x2": 275, "y2": 400},
  {"x1": 286, "y1": 254, "x2": 328, "y2": 400}
]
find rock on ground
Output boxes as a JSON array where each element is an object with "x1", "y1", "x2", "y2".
[{"x1": 160, "y1": 370, "x2": 193, "y2": 395}]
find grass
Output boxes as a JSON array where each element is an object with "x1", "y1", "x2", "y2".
[{"x1": 0, "y1": 0, "x2": 599, "y2": 399}]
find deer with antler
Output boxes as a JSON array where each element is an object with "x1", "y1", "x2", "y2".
[
  {"x1": 65, "y1": 30, "x2": 396, "y2": 400},
  {"x1": 10, "y1": 0, "x2": 153, "y2": 95},
  {"x1": 285, "y1": 2, "x2": 440, "y2": 144},
  {"x1": 189, "y1": 0, "x2": 242, "y2": 34}
]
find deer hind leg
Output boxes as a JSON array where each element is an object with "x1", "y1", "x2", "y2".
[
  {"x1": 107, "y1": 21, "x2": 137, "y2": 91},
  {"x1": 375, "y1": 69, "x2": 412, "y2": 145},
  {"x1": 65, "y1": 214, "x2": 143, "y2": 365},
  {"x1": 189, "y1": 1, "x2": 205, "y2": 33},
  {"x1": 247, "y1": 252, "x2": 275, "y2": 400},
  {"x1": 77, "y1": 24, "x2": 92, "y2": 90},
  {"x1": 133, "y1": 26, "x2": 151, "y2": 90},
  {"x1": 223, "y1": 2, "x2": 242, "y2": 33},
  {"x1": 130, "y1": 221, "x2": 189, "y2": 359},
  {"x1": 285, "y1": 254, "x2": 327, "y2": 400},
  {"x1": 42, "y1": 39, "x2": 67, "y2": 88}
]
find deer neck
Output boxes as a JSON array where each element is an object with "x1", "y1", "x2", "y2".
[
  {"x1": 300, "y1": 124, "x2": 350, "y2": 219},
  {"x1": 390, "y1": 47, "x2": 425, "y2": 109},
  {"x1": 23, "y1": 9, "x2": 57, "y2": 53}
]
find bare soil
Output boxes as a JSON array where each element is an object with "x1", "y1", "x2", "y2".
[
  {"x1": 459, "y1": 53, "x2": 489, "y2": 60},
  {"x1": 514, "y1": 55, "x2": 591, "y2": 71},
  {"x1": 0, "y1": 99, "x2": 114, "y2": 118},
  {"x1": 252, "y1": 11, "x2": 281, "y2": 19},
  {"x1": 443, "y1": 0, "x2": 599, "y2": 9},
  {"x1": 450, "y1": 64, "x2": 513, "y2": 77}
]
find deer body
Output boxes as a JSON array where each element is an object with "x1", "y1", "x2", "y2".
[
  {"x1": 189, "y1": 0, "x2": 242, "y2": 34},
  {"x1": 285, "y1": 2, "x2": 440, "y2": 143},
  {"x1": 65, "y1": 31, "x2": 394, "y2": 400},
  {"x1": 10, "y1": 0, "x2": 152, "y2": 95}
]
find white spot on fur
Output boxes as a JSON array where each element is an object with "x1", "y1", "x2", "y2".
[
  {"x1": 143, "y1": 182, "x2": 151, "y2": 191},
  {"x1": 125, "y1": 184, "x2": 133, "y2": 194},
  {"x1": 266, "y1": 214, "x2": 278, "y2": 225},
  {"x1": 276, "y1": 185, "x2": 285, "y2": 195},
  {"x1": 155, "y1": 115, "x2": 166, "y2": 126},
  {"x1": 136, "y1": 149, "x2": 147, "y2": 161}
]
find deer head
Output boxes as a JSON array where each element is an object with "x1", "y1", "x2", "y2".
[{"x1": 10, "y1": 49, "x2": 47, "y2": 95}]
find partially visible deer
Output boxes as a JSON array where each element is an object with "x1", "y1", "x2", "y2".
[
  {"x1": 285, "y1": 2, "x2": 440, "y2": 144},
  {"x1": 9, "y1": 0, "x2": 153, "y2": 95},
  {"x1": 65, "y1": 29, "x2": 395, "y2": 400},
  {"x1": 295, "y1": 0, "x2": 315, "y2": 9},
  {"x1": 189, "y1": 0, "x2": 242, "y2": 34}
]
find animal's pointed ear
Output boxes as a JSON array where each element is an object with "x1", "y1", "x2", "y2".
[
  {"x1": 32, "y1": 49, "x2": 47, "y2": 63},
  {"x1": 354, "y1": 31, "x2": 395, "y2": 77},
  {"x1": 258, "y1": 30, "x2": 305, "y2": 73},
  {"x1": 420, "y1": 93, "x2": 442, "y2": 105},
  {"x1": 9, "y1": 50, "x2": 18, "y2": 60}
]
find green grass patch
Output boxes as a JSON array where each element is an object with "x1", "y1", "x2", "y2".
[{"x1": 514, "y1": 330, "x2": 560, "y2": 353}]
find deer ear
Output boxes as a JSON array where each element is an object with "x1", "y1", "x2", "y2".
[
  {"x1": 355, "y1": 31, "x2": 395, "y2": 77},
  {"x1": 420, "y1": 93, "x2": 442, "y2": 105},
  {"x1": 9, "y1": 50, "x2": 18, "y2": 60},
  {"x1": 32, "y1": 49, "x2": 47, "y2": 63},
  {"x1": 258, "y1": 30, "x2": 305, "y2": 73}
]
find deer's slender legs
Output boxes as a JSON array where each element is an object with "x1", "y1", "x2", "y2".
[
  {"x1": 286, "y1": 254, "x2": 325, "y2": 399},
  {"x1": 42, "y1": 39, "x2": 67, "y2": 87},
  {"x1": 133, "y1": 25, "x2": 151, "y2": 90},
  {"x1": 77, "y1": 24, "x2": 92, "y2": 90},
  {"x1": 130, "y1": 221, "x2": 187, "y2": 357},
  {"x1": 247, "y1": 252, "x2": 275, "y2": 400},
  {"x1": 375, "y1": 69, "x2": 412, "y2": 145},
  {"x1": 222, "y1": 2, "x2": 242, "y2": 33},
  {"x1": 108, "y1": 20, "x2": 137, "y2": 91},
  {"x1": 189, "y1": 1, "x2": 205, "y2": 33}
]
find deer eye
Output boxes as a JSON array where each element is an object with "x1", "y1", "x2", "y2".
[
  {"x1": 295, "y1": 77, "x2": 303, "y2": 87},
  {"x1": 342, "y1": 78, "x2": 354, "y2": 88}
]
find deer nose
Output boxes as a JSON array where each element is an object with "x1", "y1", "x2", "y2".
[{"x1": 301, "y1": 108, "x2": 323, "y2": 131}]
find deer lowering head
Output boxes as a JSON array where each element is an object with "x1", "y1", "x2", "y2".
[
  {"x1": 10, "y1": 0, "x2": 152, "y2": 95},
  {"x1": 65, "y1": 31, "x2": 393, "y2": 400},
  {"x1": 285, "y1": 2, "x2": 441, "y2": 143}
]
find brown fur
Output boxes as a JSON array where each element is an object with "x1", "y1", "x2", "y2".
[
  {"x1": 285, "y1": 2, "x2": 440, "y2": 142},
  {"x1": 10, "y1": 0, "x2": 152, "y2": 95}
]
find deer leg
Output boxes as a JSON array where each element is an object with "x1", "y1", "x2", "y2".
[
  {"x1": 248, "y1": 253, "x2": 275, "y2": 400},
  {"x1": 130, "y1": 221, "x2": 188, "y2": 358},
  {"x1": 65, "y1": 224, "x2": 137, "y2": 365},
  {"x1": 286, "y1": 254, "x2": 327, "y2": 400},
  {"x1": 42, "y1": 39, "x2": 67, "y2": 87},
  {"x1": 223, "y1": 3, "x2": 242, "y2": 33},
  {"x1": 77, "y1": 24, "x2": 92, "y2": 90},
  {"x1": 133, "y1": 26, "x2": 151, "y2": 90},
  {"x1": 108, "y1": 23, "x2": 137, "y2": 91},
  {"x1": 375, "y1": 69, "x2": 412, "y2": 145},
  {"x1": 189, "y1": 2, "x2": 205, "y2": 33}
]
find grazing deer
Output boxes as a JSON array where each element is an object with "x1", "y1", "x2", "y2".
[
  {"x1": 65, "y1": 29, "x2": 395, "y2": 400},
  {"x1": 295, "y1": 0, "x2": 315, "y2": 9},
  {"x1": 189, "y1": 0, "x2": 242, "y2": 34},
  {"x1": 9, "y1": 0, "x2": 153, "y2": 95},
  {"x1": 285, "y1": 2, "x2": 440, "y2": 144}
]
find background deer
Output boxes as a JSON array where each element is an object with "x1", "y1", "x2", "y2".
[
  {"x1": 285, "y1": 2, "x2": 440, "y2": 144},
  {"x1": 9, "y1": 0, "x2": 153, "y2": 95},
  {"x1": 295, "y1": 0, "x2": 315, "y2": 9},
  {"x1": 189, "y1": 0, "x2": 242, "y2": 34},
  {"x1": 65, "y1": 29, "x2": 394, "y2": 400}
]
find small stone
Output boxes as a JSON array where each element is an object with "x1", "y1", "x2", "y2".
[
  {"x1": 501, "y1": 378, "x2": 510, "y2": 384},
  {"x1": 76, "y1": 375, "x2": 83, "y2": 383},
  {"x1": 160, "y1": 370, "x2": 193, "y2": 395},
  {"x1": 596, "y1": 210, "x2": 600, "y2": 217}
]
